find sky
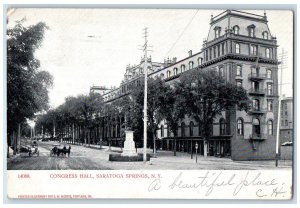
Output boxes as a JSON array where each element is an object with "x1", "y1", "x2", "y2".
[{"x1": 7, "y1": 8, "x2": 293, "y2": 108}]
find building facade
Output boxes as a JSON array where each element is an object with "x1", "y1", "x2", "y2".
[
  {"x1": 280, "y1": 97, "x2": 293, "y2": 144},
  {"x1": 97, "y1": 10, "x2": 280, "y2": 160}
]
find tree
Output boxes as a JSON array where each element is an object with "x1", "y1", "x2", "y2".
[
  {"x1": 131, "y1": 77, "x2": 173, "y2": 156},
  {"x1": 175, "y1": 69, "x2": 249, "y2": 157},
  {"x1": 7, "y1": 20, "x2": 53, "y2": 156}
]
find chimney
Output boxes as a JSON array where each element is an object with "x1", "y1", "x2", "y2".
[
  {"x1": 188, "y1": 50, "x2": 192, "y2": 57},
  {"x1": 173, "y1": 57, "x2": 177, "y2": 63}
]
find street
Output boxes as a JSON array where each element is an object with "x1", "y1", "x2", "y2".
[
  {"x1": 7, "y1": 141, "x2": 292, "y2": 170},
  {"x1": 7, "y1": 141, "x2": 112, "y2": 170}
]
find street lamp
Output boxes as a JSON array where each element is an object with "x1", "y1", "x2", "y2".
[{"x1": 28, "y1": 120, "x2": 35, "y2": 145}]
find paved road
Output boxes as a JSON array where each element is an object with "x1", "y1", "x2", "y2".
[{"x1": 7, "y1": 142, "x2": 112, "y2": 170}]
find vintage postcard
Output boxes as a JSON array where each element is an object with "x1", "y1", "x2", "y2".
[{"x1": 5, "y1": 7, "x2": 294, "y2": 200}]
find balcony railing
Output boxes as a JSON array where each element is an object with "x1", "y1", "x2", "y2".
[
  {"x1": 249, "y1": 133, "x2": 267, "y2": 140},
  {"x1": 248, "y1": 73, "x2": 266, "y2": 80},
  {"x1": 248, "y1": 108, "x2": 266, "y2": 114},
  {"x1": 248, "y1": 88, "x2": 266, "y2": 96}
]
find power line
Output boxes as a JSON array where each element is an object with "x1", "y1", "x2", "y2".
[{"x1": 165, "y1": 10, "x2": 199, "y2": 57}]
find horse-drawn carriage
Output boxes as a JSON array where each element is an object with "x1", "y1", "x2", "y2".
[
  {"x1": 29, "y1": 145, "x2": 39, "y2": 157},
  {"x1": 50, "y1": 144, "x2": 71, "y2": 157}
]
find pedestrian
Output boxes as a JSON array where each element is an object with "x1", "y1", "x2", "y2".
[{"x1": 67, "y1": 145, "x2": 71, "y2": 157}]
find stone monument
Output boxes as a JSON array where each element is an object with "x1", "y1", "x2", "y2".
[{"x1": 121, "y1": 131, "x2": 138, "y2": 156}]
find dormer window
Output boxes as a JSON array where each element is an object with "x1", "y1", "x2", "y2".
[
  {"x1": 167, "y1": 70, "x2": 171, "y2": 78},
  {"x1": 233, "y1": 25, "x2": 239, "y2": 35},
  {"x1": 173, "y1": 68, "x2": 178, "y2": 75},
  {"x1": 189, "y1": 61, "x2": 194, "y2": 70},
  {"x1": 248, "y1": 24, "x2": 256, "y2": 37},
  {"x1": 181, "y1": 64, "x2": 186, "y2": 73},
  {"x1": 262, "y1": 31, "x2": 269, "y2": 39},
  {"x1": 214, "y1": 26, "x2": 221, "y2": 39}
]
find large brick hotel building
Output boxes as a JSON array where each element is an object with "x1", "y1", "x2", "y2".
[{"x1": 94, "y1": 10, "x2": 280, "y2": 160}]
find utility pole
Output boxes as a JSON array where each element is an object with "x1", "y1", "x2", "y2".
[
  {"x1": 138, "y1": 28, "x2": 153, "y2": 163},
  {"x1": 275, "y1": 48, "x2": 286, "y2": 167},
  {"x1": 143, "y1": 28, "x2": 149, "y2": 163}
]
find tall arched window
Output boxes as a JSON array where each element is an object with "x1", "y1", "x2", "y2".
[
  {"x1": 161, "y1": 125, "x2": 164, "y2": 137},
  {"x1": 167, "y1": 70, "x2": 171, "y2": 78},
  {"x1": 262, "y1": 31, "x2": 269, "y2": 39},
  {"x1": 233, "y1": 25, "x2": 239, "y2": 35},
  {"x1": 173, "y1": 68, "x2": 178, "y2": 75},
  {"x1": 268, "y1": 120, "x2": 273, "y2": 135},
  {"x1": 235, "y1": 43, "x2": 240, "y2": 54},
  {"x1": 189, "y1": 121, "x2": 194, "y2": 136},
  {"x1": 189, "y1": 61, "x2": 194, "y2": 70},
  {"x1": 181, "y1": 65, "x2": 186, "y2": 73},
  {"x1": 266, "y1": 48, "x2": 270, "y2": 58},
  {"x1": 181, "y1": 122, "x2": 186, "y2": 137},
  {"x1": 267, "y1": 69, "x2": 272, "y2": 79},
  {"x1": 237, "y1": 119, "x2": 244, "y2": 135},
  {"x1": 220, "y1": 118, "x2": 226, "y2": 135}
]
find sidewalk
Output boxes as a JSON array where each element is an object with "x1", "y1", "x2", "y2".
[{"x1": 58, "y1": 141, "x2": 292, "y2": 170}]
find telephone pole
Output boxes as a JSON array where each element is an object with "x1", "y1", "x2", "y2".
[{"x1": 139, "y1": 28, "x2": 153, "y2": 163}]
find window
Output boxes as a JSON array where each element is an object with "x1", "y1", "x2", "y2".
[
  {"x1": 233, "y1": 25, "x2": 239, "y2": 35},
  {"x1": 250, "y1": 45, "x2": 258, "y2": 55},
  {"x1": 220, "y1": 118, "x2": 226, "y2": 135},
  {"x1": 189, "y1": 61, "x2": 194, "y2": 70},
  {"x1": 222, "y1": 43, "x2": 225, "y2": 55},
  {"x1": 197, "y1": 57, "x2": 203, "y2": 66},
  {"x1": 167, "y1": 70, "x2": 171, "y2": 78},
  {"x1": 268, "y1": 120, "x2": 273, "y2": 135},
  {"x1": 253, "y1": 118, "x2": 260, "y2": 136},
  {"x1": 266, "y1": 48, "x2": 270, "y2": 58},
  {"x1": 251, "y1": 66, "x2": 259, "y2": 77},
  {"x1": 161, "y1": 125, "x2": 164, "y2": 137},
  {"x1": 236, "y1": 81, "x2": 242, "y2": 87},
  {"x1": 236, "y1": 65, "x2": 242, "y2": 76},
  {"x1": 284, "y1": 103, "x2": 288, "y2": 110},
  {"x1": 215, "y1": 27, "x2": 221, "y2": 38},
  {"x1": 267, "y1": 100, "x2": 273, "y2": 111},
  {"x1": 219, "y1": 67, "x2": 225, "y2": 77},
  {"x1": 285, "y1": 111, "x2": 288, "y2": 116},
  {"x1": 173, "y1": 68, "x2": 178, "y2": 75},
  {"x1": 209, "y1": 48, "x2": 212, "y2": 60},
  {"x1": 181, "y1": 65, "x2": 186, "y2": 73},
  {"x1": 253, "y1": 99, "x2": 260, "y2": 111},
  {"x1": 281, "y1": 120, "x2": 284, "y2": 126},
  {"x1": 189, "y1": 121, "x2": 194, "y2": 136},
  {"x1": 237, "y1": 119, "x2": 244, "y2": 135},
  {"x1": 235, "y1": 43, "x2": 240, "y2": 54},
  {"x1": 262, "y1": 31, "x2": 268, "y2": 39},
  {"x1": 217, "y1": 45, "x2": 220, "y2": 57},
  {"x1": 252, "y1": 81, "x2": 259, "y2": 92},
  {"x1": 285, "y1": 120, "x2": 288, "y2": 126},
  {"x1": 267, "y1": 83, "x2": 273, "y2": 95},
  {"x1": 267, "y1": 69, "x2": 272, "y2": 79},
  {"x1": 160, "y1": 73, "x2": 164, "y2": 79},
  {"x1": 213, "y1": 47, "x2": 216, "y2": 58},
  {"x1": 181, "y1": 122, "x2": 185, "y2": 137},
  {"x1": 248, "y1": 27, "x2": 255, "y2": 37}
]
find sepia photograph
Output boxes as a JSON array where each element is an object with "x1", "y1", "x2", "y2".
[{"x1": 5, "y1": 6, "x2": 294, "y2": 200}]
